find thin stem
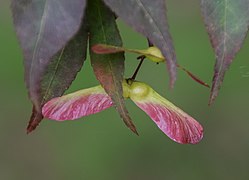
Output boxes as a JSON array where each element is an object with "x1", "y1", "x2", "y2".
[
  {"x1": 131, "y1": 56, "x2": 145, "y2": 80},
  {"x1": 130, "y1": 39, "x2": 151, "y2": 81}
]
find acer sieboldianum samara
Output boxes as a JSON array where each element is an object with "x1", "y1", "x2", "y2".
[
  {"x1": 42, "y1": 79, "x2": 203, "y2": 144},
  {"x1": 11, "y1": 0, "x2": 249, "y2": 144}
]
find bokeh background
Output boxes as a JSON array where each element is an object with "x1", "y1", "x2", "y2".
[{"x1": 1, "y1": 0, "x2": 249, "y2": 179}]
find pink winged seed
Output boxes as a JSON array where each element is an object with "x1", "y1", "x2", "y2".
[
  {"x1": 42, "y1": 93, "x2": 113, "y2": 121},
  {"x1": 135, "y1": 102, "x2": 203, "y2": 144}
]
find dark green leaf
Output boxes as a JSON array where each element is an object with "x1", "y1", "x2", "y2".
[
  {"x1": 102, "y1": 0, "x2": 177, "y2": 87},
  {"x1": 27, "y1": 20, "x2": 88, "y2": 133},
  {"x1": 87, "y1": 0, "x2": 138, "y2": 134},
  {"x1": 11, "y1": 0, "x2": 87, "y2": 132},
  {"x1": 201, "y1": 0, "x2": 249, "y2": 104}
]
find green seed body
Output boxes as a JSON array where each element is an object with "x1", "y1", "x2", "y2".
[
  {"x1": 122, "y1": 80, "x2": 151, "y2": 100},
  {"x1": 145, "y1": 47, "x2": 165, "y2": 63}
]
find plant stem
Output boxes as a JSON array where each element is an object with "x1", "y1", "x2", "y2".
[
  {"x1": 131, "y1": 56, "x2": 145, "y2": 80},
  {"x1": 131, "y1": 39, "x2": 151, "y2": 80}
]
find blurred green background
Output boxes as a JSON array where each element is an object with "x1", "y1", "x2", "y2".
[{"x1": 1, "y1": 1, "x2": 249, "y2": 179}]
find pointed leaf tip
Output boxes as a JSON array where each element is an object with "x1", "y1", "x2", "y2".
[
  {"x1": 201, "y1": 0, "x2": 249, "y2": 103},
  {"x1": 26, "y1": 107, "x2": 43, "y2": 134},
  {"x1": 209, "y1": 73, "x2": 224, "y2": 105}
]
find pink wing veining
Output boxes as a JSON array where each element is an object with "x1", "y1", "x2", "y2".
[
  {"x1": 42, "y1": 91, "x2": 113, "y2": 121},
  {"x1": 135, "y1": 102, "x2": 203, "y2": 144}
]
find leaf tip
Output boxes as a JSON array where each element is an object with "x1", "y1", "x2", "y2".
[
  {"x1": 26, "y1": 124, "x2": 36, "y2": 134},
  {"x1": 169, "y1": 74, "x2": 177, "y2": 89},
  {"x1": 26, "y1": 107, "x2": 43, "y2": 134},
  {"x1": 208, "y1": 71, "x2": 225, "y2": 105},
  {"x1": 167, "y1": 63, "x2": 177, "y2": 89},
  {"x1": 208, "y1": 89, "x2": 218, "y2": 106},
  {"x1": 130, "y1": 124, "x2": 139, "y2": 136},
  {"x1": 118, "y1": 111, "x2": 139, "y2": 135}
]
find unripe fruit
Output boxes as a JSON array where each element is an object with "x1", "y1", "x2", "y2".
[
  {"x1": 145, "y1": 46, "x2": 165, "y2": 63},
  {"x1": 122, "y1": 80, "x2": 130, "y2": 98},
  {"x1": 42, "y1": 79, "x2": 203, "y2": 144},
  {"x1": 129, "y1": 81, "x2": 151, "y2": 100},
  {"x1": 122, "y1": 80, "x2": 151, "y2": 100}
]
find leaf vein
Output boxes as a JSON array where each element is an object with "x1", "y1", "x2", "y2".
[
  {"x1": 29, "y1": 1, "x2": 49, "y2": 91},
  {"x1": 42, "y1": 47, "x2": 65, "y2": 104}
]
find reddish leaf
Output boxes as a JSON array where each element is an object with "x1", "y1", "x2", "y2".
[
  {"x1": 87, "y1": 0, "x2": 138, "y2": 134},
  {"x1": 128, "y1": 81, "x2": 203, "y2": 144},
  {"x1": 26, "y1": 22, "x2": 89, "y2": 133},
  {"x1": 11, "y1": 0, "x2": 87, "y2": 132},
  {"x1": 102, "y1": 0, "x2": 177, "y2": 87},
  {"x1": 11, "y1": 0, "x2": 87, "y2": 107},
  {"x1": 28, "y1": 107, "x2": 43, "y2": 132},
  {"x1": 201, "y1": 0, "x2": 249, "y2": 104},
  {"x1": 42, "y1": 86, "x2": 113, "y2": 120}
]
